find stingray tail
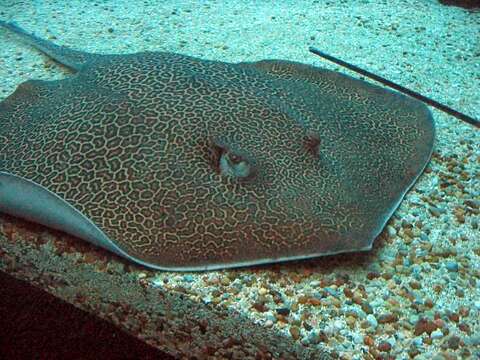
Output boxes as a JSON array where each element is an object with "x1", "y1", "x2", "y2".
[
  {"x1": 309, "y1": 47, "x2": 479, "y2": 128},
  {"x1": 0, "y1": 20, "x2": 101, "y2": 72}
]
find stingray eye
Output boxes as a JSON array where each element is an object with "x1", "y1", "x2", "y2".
[
  {"x1": 227, "y1": 153, "x2": 242, "y2": 164},
  {"x1": 207, "y1": 138, "x2": 256, "y2": 180},
  {"x1": 304, "y1": 131, "x2": 321, "y2": 158},
  {"x1": 220, "y1": 151, "x2": 254, "y2": 179}
]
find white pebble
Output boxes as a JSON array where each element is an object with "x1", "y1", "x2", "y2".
[
  {"x1": 366, "y1": 314, "x2": 378, "y2": 329},
  {"x1": 258, "y1": 287, "x2": 268, "y2": 295},
  {"x1": 333, "y1": 319, "x2": 344, "y2": 331},
  {"x1": 412, "y1": 337, "x2": 423, "y2": 347},
  {"x1": 387, "y1": 225, "x2": 397, "y2": 237},
  {"x1": 353, "y1": 333, "x2": 364, "y2": 345},
  {"x1": 431, "y1": 329, "x2": 443, "y2": 339}
]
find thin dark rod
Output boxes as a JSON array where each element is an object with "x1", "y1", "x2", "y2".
[{"x1": 309, "y1": 47, "x2": 479, "y2": 129}]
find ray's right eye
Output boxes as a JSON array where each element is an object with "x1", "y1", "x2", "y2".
[{"x1": 303, "y1": 131, "x2": 320, "y2": 158}]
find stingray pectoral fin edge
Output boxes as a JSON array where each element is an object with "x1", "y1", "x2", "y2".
[{"x1": 0, "y1": 171, "x2": 147, "y2": 267}]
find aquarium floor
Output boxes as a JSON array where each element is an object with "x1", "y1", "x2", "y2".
[{"x1": 0, "y1": 271, "x2": 173, "y2": 360}]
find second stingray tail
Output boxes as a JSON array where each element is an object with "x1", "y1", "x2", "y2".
[{"x1": 0, "y1": 20, "x2": 103, "y2": 72}]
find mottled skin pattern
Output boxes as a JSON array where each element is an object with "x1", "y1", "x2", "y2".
[{"x1": 0, "y1": 25, "x2": 434, "y2": 270}]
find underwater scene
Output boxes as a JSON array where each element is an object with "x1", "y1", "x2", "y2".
[{"x1": 0, "y1": 0, "x2": 479, "y2": 359}]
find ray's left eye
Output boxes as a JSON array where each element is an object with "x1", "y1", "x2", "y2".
[
  {"x1": 227, "y1": 153, "x2": 242, "y2": 164},
  {"x1": 208, "y1": 138, "x2": 256, "y2": 180},
  {"x1": 221, "y1": 151, "x2": 252, "y2": 179}
]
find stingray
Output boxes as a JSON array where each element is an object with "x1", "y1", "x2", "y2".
[{"x1": 0, "y1": 21, "x2": 436, "y2": 271}]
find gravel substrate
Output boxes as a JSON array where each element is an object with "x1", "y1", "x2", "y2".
[{"x1": 0, "y1": 1, "x2": 479, "y2": 359}]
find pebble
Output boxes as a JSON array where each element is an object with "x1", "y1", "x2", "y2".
[
  {"x1": 258, "y1": 287, "x2": 269, "y2": 295},
  {"x1": 307, "y1": 332, "x2": 321, "y2": 345},
  {"x1": 183, "y1": 274, "x2": 194, "y2": 282},
  {"x1": 330, "y1": 297, "x2": 341, "y2": 307},
  {"x1": 420, "y1": 233, "x2": 429, "y2": 242},
  {"x1": 265, "y1": 314, "x2": 276, "y2": 323},
  {"x1": 409, "y1": 314, "x2": 419, "y2": 325},
  {"x1": 333, "y1": 319, "x2": 344, "y2": 331},
  {"x1": 428, "y1": 205, "x2": 444, "y2": 217},
  {"x1": 458, "y1": 322, "x2": 470, "y2": 334},
  {"x1": 361, "y1": 302, "x2": 373, "y2": 314},
  {"x1": 464, "y1": 199, "x2": 480, "y2": 209},
  {"x1": 414, "y1": 318, "x2": 438, "y2": 336},
  {"x1": 387, "y1": 225, "x2": 397, "y2": 237},
  {"x1": 472, "y1": 218, "x2": 479, "y2": 229},
  {"x1": 409, "y1": 280, "x2": 421, "y2": 289},
  {"x1": 343, "y1": 288, "x2": 354, "y2": 298},
  {"x1": 412, "y1": 337, "x2": 423, "y2": 347},
  {"x1": 364, "y1": 335, "x2": 375, "y2": 346},
  {"x1": 377, "y1": 341, "x2": 391, "y2": 352},
  {"x1": 346, "y1": 316, "x2": 356, "y2": 327},
  {"x1": 366, "y1": 314, "x2": 378, "y2": 329},
  {"x1": 446, "y1": 335, "x2": 461, "y2": 350},
  {"x1": 386, "y1": 337, "x2": 396, "y2": 348},
  {"x1": 353, "y1": 333, "x2": 364, "y2": 345},
  {"x1": 370, "y1": 297, "x2": 383, "y2": 308},
  {"x1": 424, "y1": 298, "x2": 434, "y2": 308},
  {"x1": 289, "y1": 326, "x2": 300, "y2": 340},
  {"x1": 252, "y1": 302, "x2": 268, "y2": 312},
  {"x1": 444, "y1": 261, "x2": 459, "y2": 272},
  {"x1": 431, "y1": 329, "x2": 444, "y2": 339},
  {"x1": 464, "y1": 335, "x2": 480, "y2": 346},
  {"x1": 377, "y1": 313, "x2": 398, "y2": 324},
  {"x1": 276, "y1": 307, "x2": 290, "y2": 316},
  {"x1": 324, "y1": 287, "x2": 338, "y2": 297},
  {"x1": 434, "y1": 318, "x2": 445, "y2": 329},
  {"x1": 447, "y1": 312, "x2": 459, "y2": 323}
]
